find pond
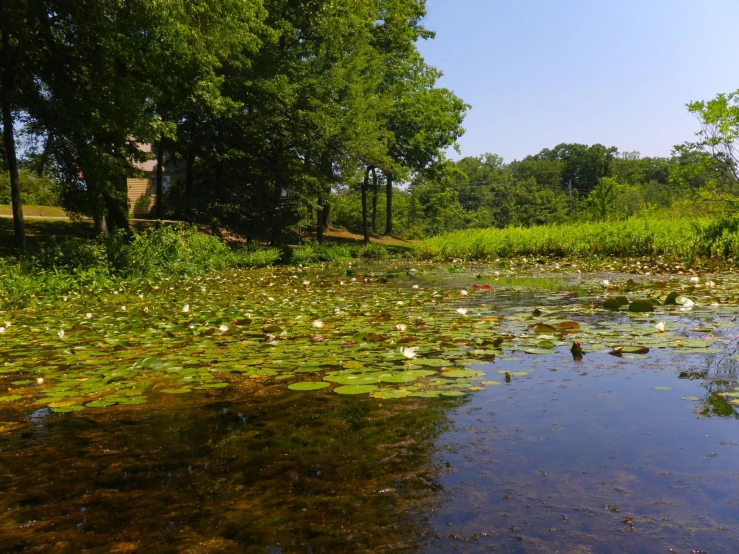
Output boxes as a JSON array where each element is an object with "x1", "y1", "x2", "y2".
[{"x1": 1, "y1": 261, "x2": 739, "y2": 552}]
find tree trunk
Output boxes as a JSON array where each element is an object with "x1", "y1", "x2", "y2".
[
  {"x1": 185, "y1": 146, "x2": 195, "y2": 209},
  {"x1": 1, "y1": 29, "x2": 25, "y2": 249},
  {"x1": 270, "y1": 180, "x2": 283, "y2": 246},
  {"x1": 94, "y1": 215, "x2": 108, "y2": 236},
  {"x1": 384, "y1": 173, "x2": 393, "y2": 236},
  {"x1": 361, "y1": 167, "x2": 371, "y2": 245},
  {"x1": 155, "y1": 134, "x2": 164, "y2": 222},
  {"x1": 371, "y1": 167, "x2": 378, "y2": 234},
  {"x1": 322, "y1": 203, "x2": 331, "y2": 229},
  {"x1": 103, "y1": 188, "x2": 129, "y2": 233},
  {"x1": 316, "y1": 188, "x2": 324, "y2": 244}
]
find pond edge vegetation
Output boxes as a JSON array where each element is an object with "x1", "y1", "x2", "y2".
[{"x1": 4, "y1": 215, "x2": 739, "y2": 309}]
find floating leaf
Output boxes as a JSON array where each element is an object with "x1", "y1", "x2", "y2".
[
  {"x1": 334, "y1": 384, "x2": 378, "y2": 395},
  {"x1": 653, "y1": 386, "x2": 672, "y2": 391},
  {"x1": 0, "y1": 395, "x2": 22, "y2": 403},
  {"x1": 628, "y1": 300, "x2": 655, "y2": 313},
  {"x1": 288, "y1": 381, "x2": 331, "y2": 391}
]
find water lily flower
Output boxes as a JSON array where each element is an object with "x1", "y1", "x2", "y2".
[
  {"x1": 303, "y1": 280, "x2": 310, "y2": 286},
  {"x1": 494, "y1": 271, "x2": 500, "y2": 277},
  {"x1": 121, "y1": 306, "x2": 126, "y2": 311},
  {"x1": 85, "y1": 313, "x2": 92, "y2": 319},
  {"x1": 4, "y1": 322, "x2": 10, "y2": 327},
  {"x1": 690, "y1": 276, "x2": 699, "y2": 283},
  {"x1": 706, "y1": 281, "x2": 715, "y2": 288},
  {"x1": 602, "y1": 280, "x2": 610, "y2": 287},
  {"x1": 400, "y1": 346, "x2": 417, "y2": 359},
  {"x1": 312, "y1": 320, "x2": 324, "y2": 328},
  {"x1": 182, "y1": 304, "x2": 190, "y2": 313},
  {"x1": 412, "y1": 284, "x2": 419, "y2": 290},
  {"x1": 37, "y1": 377, "x2": 44, "y2": 384},
  {"x1": 268, "y1": 297, "x2": 275, "y2": 301},
  {"x1": 395, "y1": 323, "x2": 407, "y2": 331},
  {"x1": 396, "y1": 301, "x2": 404, "y2": 306},
  {"x1": 219, "y1": 325, "x2": 229, "y2": 332},
  {"x1": 58, "y1": 330, "x2": 65, "y2": 338},
  {"x1": 456, "y1": 308, "x2": 468, "y2": 316},
  {"x1": 460, "y1": 290, "x2": 468, "y2": 296},
  {"x1": 144, "y1": 307, "x2": 149, "y2": 313},
  {"x1": 655, "y1": 321, "x2": 666, "y2": 332},
  {"x1": 0, "y1": 327, "x2": 5, "y2": 334}
]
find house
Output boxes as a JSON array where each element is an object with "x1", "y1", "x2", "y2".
[{"x1": 126, "y1": 144, "x2": 186, "y2": 217}]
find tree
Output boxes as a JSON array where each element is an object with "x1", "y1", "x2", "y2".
[
  {"x1": 0, "y1": 0, "x2": 34, "y2": 247},
  {"x1": 682, "y1": 90, "x2": 739, "y2": 185}
]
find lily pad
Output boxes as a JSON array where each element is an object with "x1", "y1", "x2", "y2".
[
  {"x1": 288, "y1": 381, "x2": 331, "y2": 391},
  {"x1": 334, "y1": 384, "x2": 378, "y2": 395},
  {"x1": 629, "y1": 300, "x2": 655, "y2": 313}
]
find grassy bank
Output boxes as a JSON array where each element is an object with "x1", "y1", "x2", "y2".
[
  {"x1": 415, "y1": 216, "x2": 739, "y2": 261},
  {"x1": 0, "y1": 224, "x2": 401, "y2": 308}
]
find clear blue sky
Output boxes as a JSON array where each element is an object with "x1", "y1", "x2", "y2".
[{"x1": 417, "y1": 0, "x2": 739, "y2": 162}]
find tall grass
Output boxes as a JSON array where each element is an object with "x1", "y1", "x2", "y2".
[{"x1": 415, "y1": 216, "x2": 739, "y2": 261}]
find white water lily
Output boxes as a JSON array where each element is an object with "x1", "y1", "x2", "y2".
[
  {"x1": 706, "y1": 280, "x2": 715, "y2": 288},
  {"x1": 395, "y1": 323, "x2": 407, "y2": 331},
  {"x1": 268, "y1": 297, "x2": 275, "y2": 301},
  {"x1": 456, "y1": 308, "x2": 468, "y2": 316},
  {"x1": 0, "y1": 327, "x2": 5, "y2": 334},
  {"x1": 396, "y1": 301, "x2": 404, "y2": 306},
  {"x1": 85, "y1": 313, "x2": 92, "y2": 319},
  {"x1": 412, "y1": 284, "x2": 419, "y2": 290},
  {"x1": 302, "y1": 280, "x2": 310, "y2": 286},
  {"x1": 690, "y1": 276, "x2": 699, "y2": 283},
  {"x1": 37, "y1": 377, "x2": 44, "y2": 384},
  {"x1": 121, "y1": 306, "x2": 126, "y2": 311},
  {"x1": 4, "y1": 322, "x2": 10, "y2": 327},
  {"x1": 460, "y1": 290, "x2": 468, "y2": 296},
  {"x1": 219, "y1": 325, "x2": 229, "y2": 332},
  {"x1": 602, "y1": 280, "x2": 610, "y2": 287},
  {"x1": 58, "y1": 329, "x2": 65, "y2": 338},
  {"x1": 400, "y1": 346, "x2": 417, "y2": 359},
  {"x1": 655, "y1": 321, "x2": 666, "y2": 332},
  {"x1": 182, "y1": 304, "x2": 190, "y2": 313},
  {"x1": 312, "y1": 320, "x2": 324, "y2": 328},
  {"x1": 144, "y1": 307, "x2": 149, "y2": 313}
]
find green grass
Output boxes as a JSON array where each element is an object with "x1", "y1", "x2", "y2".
[
  {"x1": 415, "y1": 216, "x2": 739, "y2": 261},
  {"x1": 0, "y1": 204, "x2": 67, "y2": 217}
]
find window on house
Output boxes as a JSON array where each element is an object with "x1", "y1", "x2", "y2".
[{"x1": 151, "y1": 176, "x2": 172, "y2": 194}]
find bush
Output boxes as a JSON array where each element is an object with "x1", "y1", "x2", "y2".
[{"x1": 358, "y1": 243, "x2": 389, "y2": 259}]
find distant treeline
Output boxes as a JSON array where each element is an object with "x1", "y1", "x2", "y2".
[{"x1": 331, "y1": 141, "x2": 739, "y2": 238}]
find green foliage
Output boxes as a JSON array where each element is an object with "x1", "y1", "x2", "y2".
[
  {"x1": 358, "y1": 243, "x2": 389, "y2": 259},
  {"x1": 0, "y1": 169, "x2": 59, "y2": 206},
  {"x1": 682, "y1": 89, "x2": 739, "y2": 185},
  {"x1": 415, "y1": 216, "x2": 737, "y2": 261}
]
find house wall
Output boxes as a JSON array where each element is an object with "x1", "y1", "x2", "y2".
[
  {"x1": 127, "y1": 178, "x2": 154, "y2": 216},
  {"x1": 127, "y1": 170, "x2": 186, "y2": 217}
]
